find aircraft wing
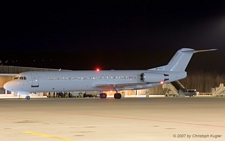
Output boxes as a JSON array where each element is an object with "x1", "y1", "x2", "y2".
[{"x1": 94, "y1": 82, "x2": 156, "y2": 90}]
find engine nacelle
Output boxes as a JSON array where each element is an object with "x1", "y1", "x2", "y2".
[{"x1": 140, "y1": 73, "x2": 165, "y2": 82}]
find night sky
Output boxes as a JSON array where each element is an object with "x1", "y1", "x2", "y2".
[{"x1": 0, "y1": 1, "x2": 225, "y2": 72}]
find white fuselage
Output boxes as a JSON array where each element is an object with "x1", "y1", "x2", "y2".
[{"x1": 4, "y1": 70, "x2": 186, "y2": 93}]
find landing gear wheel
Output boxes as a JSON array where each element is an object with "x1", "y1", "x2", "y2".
[
  {"x1": 114, "y1": 93, "x2": 122, "y2": 99},
  {"x1": 25, "y1": 96, "x2": 30, "y2": 100},
  {"x1": 100, "y1": 93, "x2": 107, "y2": 99}
]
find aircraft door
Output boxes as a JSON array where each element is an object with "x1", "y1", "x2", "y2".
[{"x1": 31, "y1": 72, "x2": 39, "y2": 87}]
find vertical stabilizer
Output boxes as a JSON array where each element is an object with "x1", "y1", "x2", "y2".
[
  {"x1": 149, "y1": 48, "x2": 216, "y2": 71},
  {"x1": 165, "y1": 48, "x2": 194, "y2": 71}
]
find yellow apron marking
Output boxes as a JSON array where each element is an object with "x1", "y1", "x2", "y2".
[{"x1": 25, "y1": 131, "x2": 74, "y2": 141}]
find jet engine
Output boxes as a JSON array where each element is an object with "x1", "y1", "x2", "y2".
[{"x1": 140, "y1": 73, "x2": 166, "y2": 82}]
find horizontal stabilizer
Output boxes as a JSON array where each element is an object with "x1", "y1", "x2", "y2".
[{"x1": 194, "y1": 49, "x2": 217, "y2": 53}]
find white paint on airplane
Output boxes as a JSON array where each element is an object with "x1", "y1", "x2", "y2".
[{"x1": 3, "y1": 48, "x2": 216, "y2": 100}]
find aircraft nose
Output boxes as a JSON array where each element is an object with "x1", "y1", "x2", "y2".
[{"x1": 4, "y1": 81, "x2": 14, "y2": 91}]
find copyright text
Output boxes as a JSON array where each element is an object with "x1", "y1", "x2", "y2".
[{"x1": 173, "y1": 134, "x2": 222, "y2": 139}]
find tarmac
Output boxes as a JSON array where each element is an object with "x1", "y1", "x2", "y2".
[{"x1": 0, "y1": 97, "x2": 225, "y2": 141}]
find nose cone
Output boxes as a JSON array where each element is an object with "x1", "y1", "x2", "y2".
[{"x1": 4, "y1": 81, "x2": 14, "y2": 91}]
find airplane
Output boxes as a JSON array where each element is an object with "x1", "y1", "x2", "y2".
[{"x1": 3, "y1": 48, "x2": 216, "y2": 100}]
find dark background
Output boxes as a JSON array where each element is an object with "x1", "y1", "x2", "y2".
[{"x1": 0, "y1": 1, "x2": 224, "y2": 72}]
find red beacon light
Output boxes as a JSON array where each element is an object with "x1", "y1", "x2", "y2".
[
  {"x1": 160, "y1": 81, "x2": 164, "y2": 85},
  {"x1": 96, "y1": 68, "x2": 100, "y2": 72}
]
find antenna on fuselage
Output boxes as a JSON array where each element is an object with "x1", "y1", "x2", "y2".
[{"x1": 58, "y1": 68, "x2": 61, "y2": 71}]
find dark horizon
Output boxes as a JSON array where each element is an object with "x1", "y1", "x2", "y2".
[{"x1": 0, "y1": 1, "x2": 225, "y2": 72}]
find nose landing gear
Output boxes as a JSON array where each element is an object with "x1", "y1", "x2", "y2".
[{"x1": 25, "y1": 96, "x2": 30, "y2": 100}]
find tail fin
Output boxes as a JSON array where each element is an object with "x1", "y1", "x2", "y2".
[{"x1": 150, "y1": 48, "x2": 216, "y2": 71}]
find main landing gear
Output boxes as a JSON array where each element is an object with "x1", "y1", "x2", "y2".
[
  {"x1": 99, "y1": 92, "x2": 122, "y2": 99},
  {"x1": 114, "y1": 93, "x2": 122, "y2": 99},
  {"x1": 99, "y1": 93, "x2": 107, "y2": 99},
  {"x1": 114, "y1": 88, "x2": 122, "y2": 99}
]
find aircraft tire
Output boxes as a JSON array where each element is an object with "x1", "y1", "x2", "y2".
[
  {"x1": 114, "y1": 93, "x2": 122, "y2": 99},
  {"x1": 25, "y1": 96, "x2": 30, "y2": 100},
  {"x1": 100, "y1": 93, "x2": 107, "y2": 99}
]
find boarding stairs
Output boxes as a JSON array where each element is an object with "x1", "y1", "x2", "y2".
[
  {"x1": 162, "y1": 81, "x2": 186, "y2": 97},
  {"x1": 212, "y1": 83, "x2": 225, "y2": 97}
]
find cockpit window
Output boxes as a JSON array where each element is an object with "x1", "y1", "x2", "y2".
[
  {"x1": 19, "y1": 76, "x2": 27, "y2": 80},
  {"x1": 14, "y1": 77, "x2": 19, "y2": 80}
]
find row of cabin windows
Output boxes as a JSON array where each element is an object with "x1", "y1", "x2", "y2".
[{"x1": 47, "y1": 76, "x2": 139, "y2": 80}]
